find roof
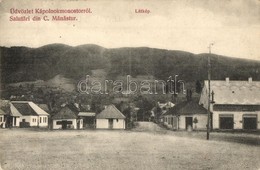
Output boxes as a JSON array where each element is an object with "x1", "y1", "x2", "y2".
[
  {"x1": 158, "y1": 101, "x2": 175, "y2": 109},
  {"x1": 204, "y1": 80, "x2": 260, "y2": 105},
  {"x1": 78, "y1": 112, "x2": 96, "y2": 117},
  {"x1": 29, "y1": 102, "x2": 49, "y2": 116},
  {"x1": 11, "y1": 101, "x2": 49, "y2": 116},
  {"x1": 36, "y1": 104, "x2": 49, "y2": 112},
  {"x1": 0, "y1": 109, "x2": 7, "y2": 115},
  {"x1": 96, "y1": 105, "x2": 126, "y2": 119},
  {"x1": 52, "y1": 106, "x2": 78, "y2": 120},
  {"x1": 160, "y1": 110, "x2": 168, "y2": 117},
  {"x1": 10, "y1": 103, "x2": 23, "y2": 117},
  {"x1": 166, "y1": 101, "x2": 208, "y2": 116},
  {"x1": 12, "y1": 102, "x2": 38, "y2": 116}
]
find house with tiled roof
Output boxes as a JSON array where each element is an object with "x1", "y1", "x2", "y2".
[
  {"x1": 10, "y1": 101, "x2": 49, "y2": 128},
  {"x1": 96, "y1": 105, "x2": 126, "y2": 129},
  {"x1": 162, "y1": 100, "x2": 208, "y2": 130},
  {"x1": 52, "y1": 106, "x2": 83, "y2": 130},
  {"x1": 199, "y1": 77, "x2": 260, "y2": 130}
]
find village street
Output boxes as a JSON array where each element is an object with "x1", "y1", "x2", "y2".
[{"x1": 0, "y1": 122, "x2": 259, "y2": 170}]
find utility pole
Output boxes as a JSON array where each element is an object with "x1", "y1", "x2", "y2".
[{"x1": 207, "y1": 43, "x2": 214, "y2": 140}]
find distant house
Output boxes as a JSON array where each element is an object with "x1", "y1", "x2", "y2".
[
  {"x1": 0, "y1": 100, "x2": 10, "y2": 128},
  {"x1": 156, "y1": 101, "x2": 175, "y2": 123},
  {"x1": 78, "y1": 112, "x2": 96, "y2": 128},
  {"x1": 199, "y1": 77, "x2": 260, "y2": 130},
  {"x1": 10, "y1": 101, "x2": 49, "y2": 128},
  {"x1": 96, "y1": 105, "x2": 126, "y2": 129},
  {"x1": 162, "y1": 100, "x2": 208, "y2": 130},
  {"x1": 0, "y1": 109, "x2": 7, "y2": 128},
  {"x1": 52, "y1": 106, "x2": 83, "y2": 130}
]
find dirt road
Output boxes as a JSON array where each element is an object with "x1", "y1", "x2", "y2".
[
  {"x1": 1, "y1": 126, "x2": 259, "y2": 170},
  {"x1": 132, "y1": 121, "x2": 167, "y2": 133}
]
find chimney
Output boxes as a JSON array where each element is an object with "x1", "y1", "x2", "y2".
[
  {"x1": 248, "y1": 77, "x2": 252, "y2": 83},
  {"x1": 225, "y1": 77, "x2": 229, "y2": 84}
]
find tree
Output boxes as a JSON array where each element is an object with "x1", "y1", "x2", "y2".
[
  {"x1": 193, "y1": 117, "x2": 198, "y2": 130},
  {"x1": 196, "y1": 80, "x2": 202, "y2": 93}
]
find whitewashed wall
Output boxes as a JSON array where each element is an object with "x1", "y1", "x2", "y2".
[
  {"x1": 20, "y1": 116, "x2": 38, "y2": 126},
  {"x1": 0, "y1": 115, "x2": 5, "y2": 127},
  {"x1": 96, "y1": 119, "x2": 125, "y2": 129},
  {"x1": 213, "y1": 111, "x2": 260, "y2": 129},
  {"x1": 163, "y1": 115, "x2": 178, "y2": 130},
  {"x1": 12, "y1": 117, "x2": 20, "y2": 127},
  {"x1": 79, "y1": 119, "x2": 83, "y2": 129},
  {"x1": 199, "y1": 85, "x2": 209, "y2": 109},
  {"x1": 112, "y1": 119, "x2": 125, "y2": 129},
  {"x1": 96, "y1": 119, "x2": 109, "y2": 129},
  {"x1": 39, "y1": 116, "x2": 48, "y2": 127},
  {"x1": 179, "y1": 114, "x2": 207, "y2": 130}
]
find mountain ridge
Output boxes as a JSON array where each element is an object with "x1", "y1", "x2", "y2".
[{"x1": 1, "y1": 44, "x2": 260, "y2": 85}]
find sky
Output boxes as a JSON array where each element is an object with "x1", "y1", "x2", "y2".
[{"x1": 0, "y1": 0, "x2": 259, "y2": 60}]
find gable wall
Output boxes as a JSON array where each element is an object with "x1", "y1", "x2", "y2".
[{"x1": 113, "y1": 119, "x2": 125, "y2": 129}]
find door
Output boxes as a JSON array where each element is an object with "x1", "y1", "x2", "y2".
[
  {"x1": 243, "y1": 115, "x2": 257, "y2": 130},
  {"x1": 185, "y1": 117, "x2": 193, "y2": 129},
  {"x1": 108, "y1": 119, "x2": 113, "y2": 129},
  {"x1": 61, "y1": 121, "x2": 67, "y2": 129},
  {"x1": 219, "y1": 115, "x2": 233, "y2": 129}
]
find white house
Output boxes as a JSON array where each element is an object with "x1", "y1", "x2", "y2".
[
  {"x1": 11, "y1": 101, "x2": 49, "y2": 128},
  {"x1": 155, "y1": 101, "x2": 175, "y2": 123},
  {"x1": 199, "y1": 77, "x2": 260, "y2": 130},
  {"x1": 162, "y1": 100, "x2": 208, "y2": 130},
  {"x1": 52, "y1": 106, "x2": 83, "y2": 130},
  {"x1": 0, "y1": 109, "x2": 7, "y2": 128},
  {"x1": 96, "y1": 105, "x2": 126, "y2": 129}
]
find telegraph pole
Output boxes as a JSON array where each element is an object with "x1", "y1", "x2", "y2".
[{"x1": 207, "y1": 43, "x2": 214, "y2": 140}]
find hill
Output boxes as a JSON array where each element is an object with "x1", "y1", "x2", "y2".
[{"x1": 1, "y1": 44, "x2": 260, "y2": 86}]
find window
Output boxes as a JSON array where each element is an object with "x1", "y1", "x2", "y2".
[
  {"x1": 219, "y1": 114, "x2": 234, "y2": 129},
  {"x1": 243, "y1": 114, "x2": 257, "y2": 130},
  {"x1": 116, "y1": 119, "x2": 119, "y2": 122},
  {"x1": 0, "y1": 117, "x2": 2, "y2": 122},
  {"x1": 40, "y1": 117, "x2": 42, "y2": 123}
]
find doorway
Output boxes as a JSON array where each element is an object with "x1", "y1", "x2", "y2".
[
  {"x1": 185, "y1": 117, "x2": 193, "y2": 130},
  {"x1": 108, "y1": 119, "x2": 113, "y2": 129}
]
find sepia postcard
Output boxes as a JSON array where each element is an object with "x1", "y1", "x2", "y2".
[{"x1": 0, "y1": 0, "x2": 259, "y2": 169}]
